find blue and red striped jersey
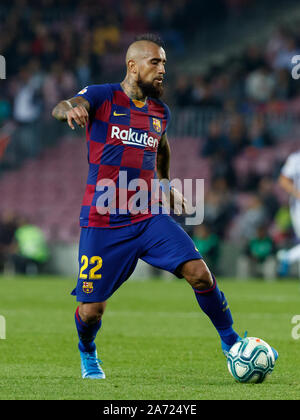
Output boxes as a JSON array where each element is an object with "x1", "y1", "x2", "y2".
[{"x1": 75, "y1": 83, "x2": 171, "y2": 228}]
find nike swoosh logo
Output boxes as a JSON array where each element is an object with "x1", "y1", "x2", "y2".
[{"x1": 113, "y1": 111, "x2": 127, "y2": 117}]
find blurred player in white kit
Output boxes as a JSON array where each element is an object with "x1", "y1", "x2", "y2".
[{"x1": 278, "y1": 150, "x2": 300, "y2": 275}]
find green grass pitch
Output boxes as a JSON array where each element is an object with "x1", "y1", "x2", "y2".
[{"x1": 0, "y1": 275, "x2": 300, "y2": 400}]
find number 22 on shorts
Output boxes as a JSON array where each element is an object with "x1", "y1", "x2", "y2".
[{"x1": 79, "y1": 255, "x2": 103, "y2": 280}]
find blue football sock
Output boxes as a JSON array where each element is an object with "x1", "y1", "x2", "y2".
[
  {"x1": 75, "y1": 306, "x2": 102, "y2": 353},
  {"x1": 218, "y1": 326, "x2": 240, "y2": 346},
  {"x1": 193, "y1": 274, "x2": 239, "y2": 347}
]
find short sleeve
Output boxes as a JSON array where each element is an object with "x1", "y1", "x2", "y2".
[
  {"x1": 281, "y1": 155, "x2": 296, "y2": 179},
  {"x1": 74, "y1": 84, "x2": 111, "y2": 112}
]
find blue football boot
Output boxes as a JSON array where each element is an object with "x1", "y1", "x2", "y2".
[
  {"x1": 271, "y1": 346, "x2": 279, "y2": 361},
  {"x1": 221, "y1": 333, "x2": 242, "y2": 358},
  {"x1": 222, "y1": 331, "x2": 279, "y2": 361},
  {"x1": 79, "y1": 349, "x2": 106, "y2": 379}
]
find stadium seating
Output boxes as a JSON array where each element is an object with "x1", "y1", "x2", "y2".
[{"x1": 0, "y1": 137, "x2": 87, "y2": 243}]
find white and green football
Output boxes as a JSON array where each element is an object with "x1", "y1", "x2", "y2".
[{"x1": 227, "y1": 336, "x2": 276, "y2": 383}]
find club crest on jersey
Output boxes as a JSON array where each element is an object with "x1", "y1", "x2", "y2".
[
  {"x1": 152, "y1": 118, "x2": 161, "y2": 133},
  {"x1": 82, "y1": 281, "x2": 93, "y2": 294}
]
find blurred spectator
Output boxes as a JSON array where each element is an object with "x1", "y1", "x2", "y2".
[
  {"x1": 192, "y1": 223, "x2": 220, "y2": 273},
  {"x1": 123, "y1": 1, "x2": 149, "y2": 34},
  {"x1": 248, "y1": 114, "x2": 274, "y2": 148},
  {"x1": 273, "y1": 68, "x2": 294, "y2": 100},
  {"x1": 232, "y1": 195, "x2": 267, "y2": 241},
  {"x1": 210, "y1": 154, "x2": 238, "y2": 189},
  {"x1": 0, "y1": 97, "x2": 11, "y2": 126},
  {"x1": 12, "y1": 68, "x2": 42, "y2": 124},
  {"x1": 226, "y1": 113, "x2": 249, "y2": 157},
  {"x1": 201, "y1": 119, "x2": 233, "y2": 159},
  {"x1": 210, "y1": 73, "x2": 233, "y2": 105},
  {"x1": 242, "y1": 44, "x2": 266, "y2": 73},
  {"x1": 224, "y1": 0, "x2": 254, "y2": 15},
  {"x1": 192, "y1": 80, "x2": 222, "y2": 110},
  {"x1": 204, "y1": 177, "x2": 238, "y2": 238},
  {"x1": 13, "y1": 218, "x2": 49, "y2": 275},
  {"x1": 257, "y1": 176, "x2": 279, "y2": 220},
  {"x1": 159, "y1": 2, "x2": 185, "y2": 55},
  {"x1": 245, "y1": 65, "x2": 275, "y2": 103},
  {"x1": 43, "y1": 62, "x2": 77, "y2": 115},
  {"x1": 0, "y1": 211, "x2": 18, "y2": 273},
  {"x1": 92, "y1": 15, "x2": 121, "y2": 56},
  {"x1": 191, "y1": 75, "x2": 206, "y2": 106},
  {"x1": 273, "y1": 35, "x2": 300, "y2": 71},
  {"x1": 201, "y1": 119, "x2": 238, "y2": 188},
  {"x1": 265, "y1": 26, "x2": 291, "y2": 66},
  {"x1": 272, "y1": 205, "x2": 293, "y2": 246},
  {"x1": 9, "y1": 65, "x2": 44, "y2": 158},
  {"x1": 236, "y1": 224, "x2": 277, "y2": 280},
  {"x1": 174, "y1": 75, "x2": 193, "y2": 107},
  {"x1": 76, "y1": 55, "x2": 92, "y2": 88}
]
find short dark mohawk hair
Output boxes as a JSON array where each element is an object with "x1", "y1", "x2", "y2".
[{"x1": 134, "y1": 33, "x2": 165, "y2": 48}]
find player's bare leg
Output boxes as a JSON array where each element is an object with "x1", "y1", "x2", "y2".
[
  {"x1": 180, "y1": 259, "x2": 214, "y2": 291},
  {"x1": 78, "y1": 301, "x2": 107, "y2": 323},
  {"x1": 75, "y1": 301, "x2": 107, "y2": 379},
  {"x1": 180, "y1": 259, "x2": 241, "y2": 356}
]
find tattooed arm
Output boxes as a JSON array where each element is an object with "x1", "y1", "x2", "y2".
[{"x1": 52, "y1": 96, "x2": 90, "y2": 130}]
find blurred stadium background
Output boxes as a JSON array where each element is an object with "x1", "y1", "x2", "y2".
[{"x1": 1, "y1": 0, "x2": 300, "y2": 280}]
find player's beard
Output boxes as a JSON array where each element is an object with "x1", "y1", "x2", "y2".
[{"x1": 137, "y1": 75, "x2": 164, "y2": 99}]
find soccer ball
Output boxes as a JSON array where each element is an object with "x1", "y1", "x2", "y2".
[{"x1": 227, "y1": 337, "x2": 276, "y2": 383}]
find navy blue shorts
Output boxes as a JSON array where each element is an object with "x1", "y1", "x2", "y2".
[{"x1": 71, "y1": 214, "x2": 202, "y2": 302}]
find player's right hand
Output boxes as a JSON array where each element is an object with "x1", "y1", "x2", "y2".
[{"x1": 66, "y1": 105, "x2": 89, "y2": 130}]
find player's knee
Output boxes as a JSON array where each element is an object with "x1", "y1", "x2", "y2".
[
  {"x1": 182, "y1": 259, "x2": 213, "y2": 291},
  {"x1": 79, "y1": 301, "x2": 106, "y2": 324}
]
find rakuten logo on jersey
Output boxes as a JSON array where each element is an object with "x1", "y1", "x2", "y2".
[{"x1": 111, "y1": 126, "x2": 159, "y2": 149}]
